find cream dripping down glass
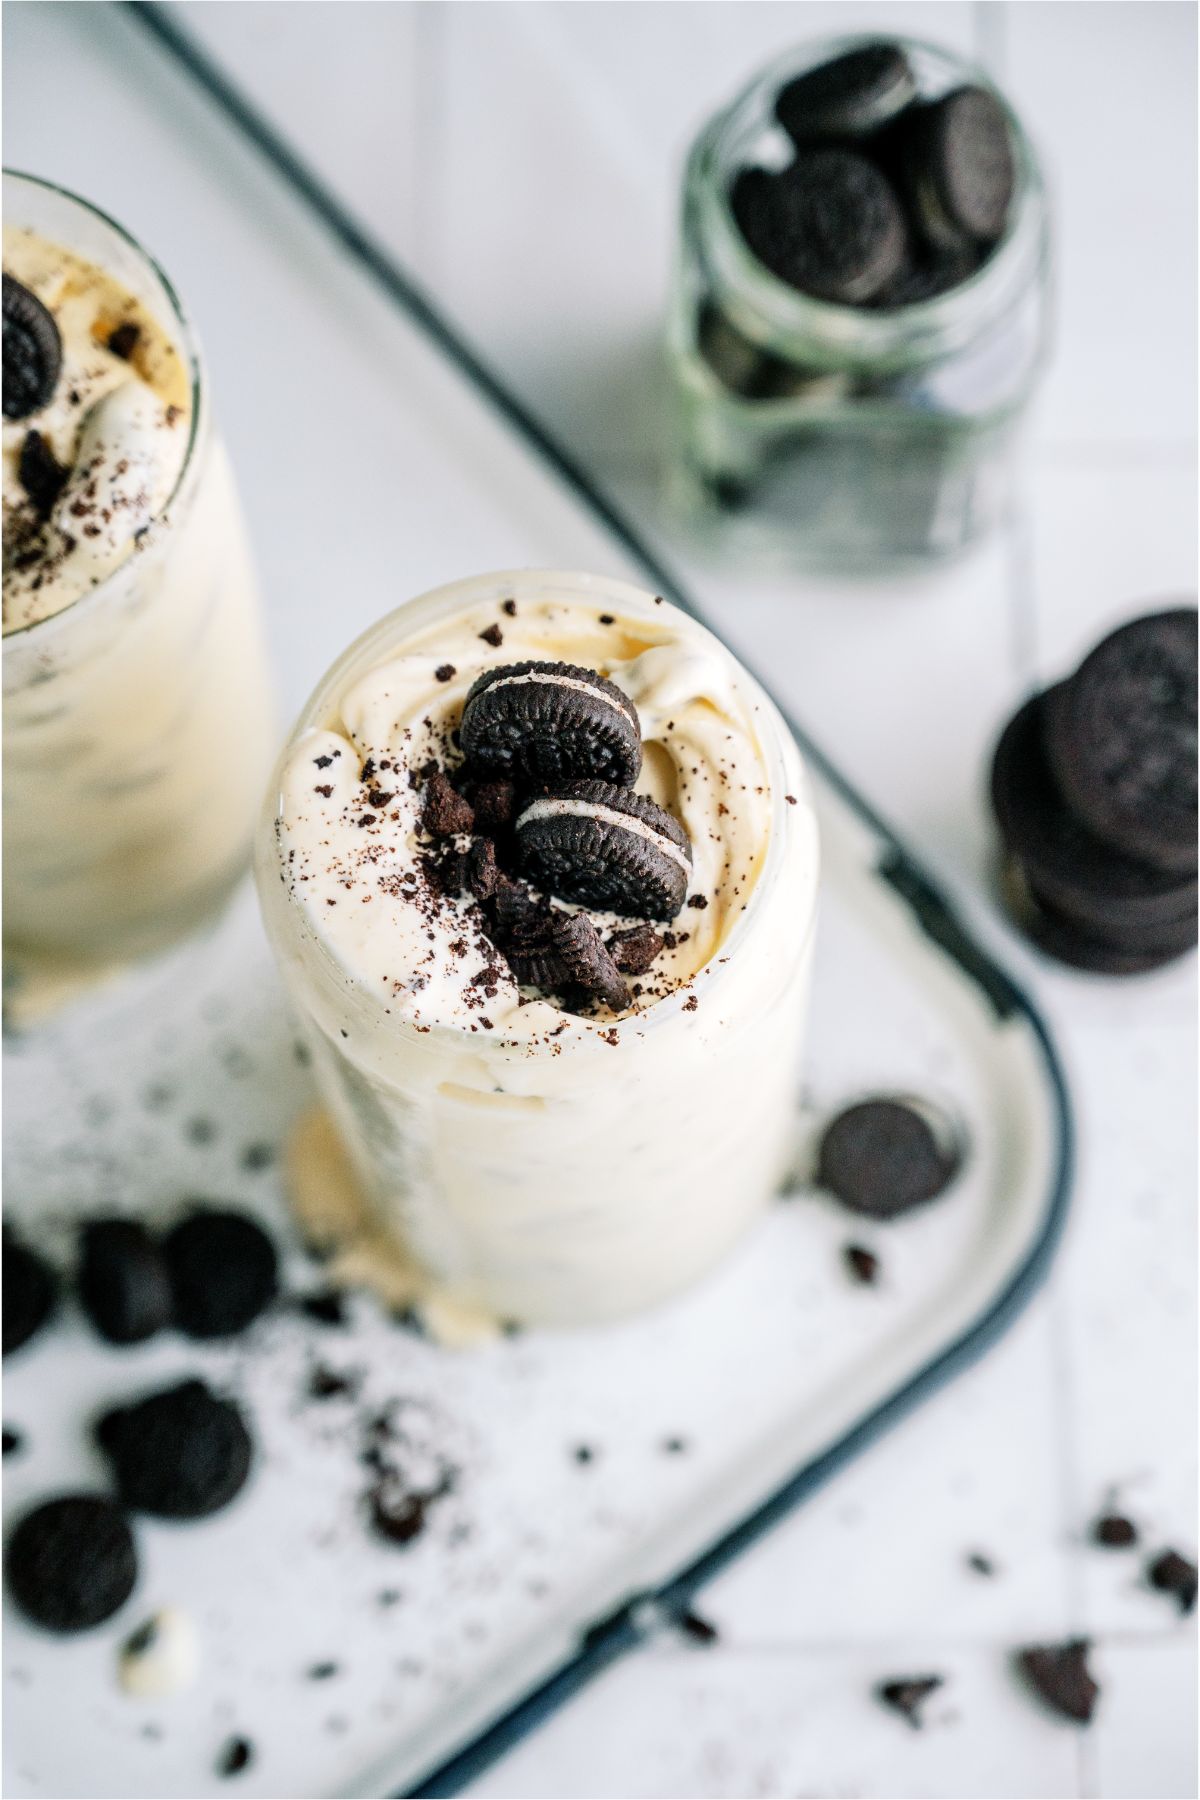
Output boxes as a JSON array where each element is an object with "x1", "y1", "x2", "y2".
[
  {"x1": 2, "y1": 173, "x2": 273, "y2": 1009},
  {"x1": 257, "y1": 570, "x2": 819, "y2": 1333}
]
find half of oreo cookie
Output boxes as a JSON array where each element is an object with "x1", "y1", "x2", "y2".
[
  {"x1": 96, "y1": 1378, "x2": 253, "y2": 1519},
  {"x1": 775, "y1": 42, "x2": 917, "y2": 145},
  {"x1": 991, "y1": 692, "x2": 1198, "y2": 940},
  {"x1": 902, "y1": 86, "x2": 1015, "y2": 250},
  {"x1": 1043, "y1": 609, "x2": 1198, "y2": 875},
  {"x1": 6, "y1": 1494, "x2": 137, "y2": 1633},
  {"x1": 3, "y1": 274, "x2": 62, "y2": 421},
  {"x1": 461, "y1": 661, "x2": 642, "y2": 787},
  {"x1": 78, "y1": 1218, "x2": 174, "y2": 1346},
  {"x1": 515, "y1": 780, "x2": 692, "y2": 921}
]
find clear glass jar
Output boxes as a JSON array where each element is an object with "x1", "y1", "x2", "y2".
[
  {"x1": 3, "y1": 173, "x2": 275, "y2": 1004},
  {"x1": 256, "y1": 571, "x2": 819, "y2": 1330},
  {"x1": 667, "y1": 36, "x2": 1052, "y2": 567}
]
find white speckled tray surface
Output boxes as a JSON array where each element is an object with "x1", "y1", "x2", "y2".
[{"x1": 3, "y1": 13, "x2": 1068, "y2": 1799}]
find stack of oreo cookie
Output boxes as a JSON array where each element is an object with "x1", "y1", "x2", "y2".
[
  {"x1": 728, "y1": 42, "x2": 1015, "y2": 317},
  {"x1": 991, "y1": 608, "x2": 1198, "y2": 974}
]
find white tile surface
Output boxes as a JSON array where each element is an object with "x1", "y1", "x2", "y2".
[{"x1": 4, "y1": 3, "x2": 1197, "y2": 1797}]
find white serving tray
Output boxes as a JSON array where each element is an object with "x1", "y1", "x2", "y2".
[{"x1": 2, "y1": 10, "x2": 1070, "y2": 1798}]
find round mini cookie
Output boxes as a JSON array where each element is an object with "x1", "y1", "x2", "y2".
[
  {"x1": 78, "y1": 1218, "x2": 174, "y2": 1346},
  {"x1": 775, "y1": 42, "x2": 917, "y2": 145},
  {"x1": 461, "y1": 661, "x2": 642, "y2": 788},
  {"x1": 869, "y1": 243, "x2": 980, "y2": 309},
  {"x1": 3, "y1": 1227, "x2": 58, "y2": 1357},
  {"x1": 903, "y1": 86, "x2": 1015, "y2": 249},
  {"x1": 6, "y1": 1494, "x2": 137, "y2": 1633},
  {"x1": 1043, "y1": 608, "x2": 1198, "y2": 875},
  {"x1": 1001, "y1": 856, "x2": 1197, "y2": 975},
  {"x1": 991, "y1": 691, "x2": 1197, "y2": 936},
  {"x1": 731, "y1": 150, "x2": 908, "y2": 305},
  {"x1": 817, "y1": 1097, "x2": 959, "y2": 1218},
  {"x1": 3, "y1": 275, "x2": 62, "y2": 421},
  {"x1": 515, "y1": 780, "x2": 693, "y2": 921},
  {"x1": 163, "y1": 1206, "x2": 278, "y2": 1339},
  {"x1": 96, "y1": 1378, "x2": 253, "y2": 1519}
]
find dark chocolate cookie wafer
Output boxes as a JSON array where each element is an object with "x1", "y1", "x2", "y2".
[
  {"x1": 516, "y1": 780, "x2": 692, "y2": 920},
  {"x1": 1015, "y1": 1639, "x2": 1099, "y2": 1725},
  {"x1": 991, "y1": 691, "x2": 1197, "y2": 939},
  {"x1": 817, "y1": 1098, "x2": 958, "y2": 1218},
  {"x1": 462, "y1": 661, "x2": 641, "y2": 787},
  {"x1": 502, "y1": 909, "x2": 629, "y2": 1011},
  {"x1": 3, "y1": 274, "x2": 62, "y2": 421},
  {"x1": 1043, "y1": 609, "x2": 1198, "y2": 874},
  {"x1": 3, "y1": 1226, "x2": 58, "y2": 1357},
  {"x1": 78, "y1": 1218, "x2": 174, "y2": 1346},
  {"x1": 902, "y1": 86, "x2": 1015, "y2": 250},
  {"x1": 6, "y1": 1494, "x2": 137, "y2": 1632},
  {"x1": 731, "y1": 150, "x2": 908, "y2": 305},
  {"x1": 1001, "y1": 857, "x2": 1197, "y2": 975},
  {"x1": 775, "y1": 42, "x2": 916, "y2": 145},
  {"x1": 96, "y1": 1378, "x2": 253, "y2": 1519},
  {"x1": 164, "y1": 1207, "x2": 278, "y2": 1339}
]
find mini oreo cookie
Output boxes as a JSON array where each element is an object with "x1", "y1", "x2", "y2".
[
  {"x1": 96, "y1": 1378, "x2": 253, "y2": 1518},
  {"x1": 991, "y1": 692, "x2": 1197, "y2": 940},
  {"x1": 461, "y1": 661, "x2": 642, "y2": 787},
  {"x1": 3, "y1": 274, "x2": 62, "y2": 421},
  {"x1": 516, "y1": 780, "x2": 692, "y2": 921},
  {"x1": 503, "y1": 909, "x2": 629, "y2": 1011},
  {"x1": 3, "y1": 1227, "x2": 58, "y2": 1356},
  {"x1": 731, "y1": 151, "x2": 908, "y2": 304},
  {"x1": 163, "y1": 1207, "x2": 278, "y2": 1339},
  {"x1": 817, "y1": 1098, "x2": 958, "y2": 1218},
  {"x1": 1043, "y1": 609, "x2": 1198, "y2": 875},
  {"x1": 78, "y1": 1218, "x2": 174, "y2": 1346},
  {"x1": 775, "y1": 42, "x2": 917, "y2": 145},
  {"x1": 902, "y1": 87, "x2": 1015, "y2": 249},
  {"x1": 6, "y1": 1494, "x2": 137, "y2": 1633}
]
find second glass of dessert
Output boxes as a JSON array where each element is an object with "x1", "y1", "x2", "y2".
[
  {"x1": 3, "y1": 172, "x2": 274, "y2": 1014},
  {"x1": 257, "y1": 570, "x2": 819, "y2": 1335}
]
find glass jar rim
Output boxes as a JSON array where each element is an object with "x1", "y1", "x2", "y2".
[
  {"x1": 690, "y1": 33, "x2": 1049, "y2": 371},
  {"x1": 261, "y1": 568, "x2": 819, "y2": 1052},
  {"x1": 2, "y1": 168, "x2": 207, "y2": 644}
]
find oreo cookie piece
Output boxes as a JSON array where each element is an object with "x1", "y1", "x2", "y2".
[
  {"x1": 1001, "y1": 856, "x2": 1196, "y2": 976},
  {"x1": 6, "y1": 1494, "x2": 137, "y2": 1632},
  {"x1": 775, "y1": 42, "x2": 917, "y2": 145},
  {"x1": 515, "y1": 780, "x2": 692, "y2": 921},
  {"x1": 18, "y1": 429, "x2": 69, "y2": 518},
  {"x1": 902, "y1": 87, "x2": 1015, "y2": 249},
  {"x1": 3, "y1": 274, "x2": 62, "y2": 421},
  {"x1": 1015, "y1": 1639, "x2": 1099, "y2": 1725},
  {"x1": 163, "y1": 1207, "x2": 279, "y2": 1339},
  {"x1": 869, "y1": 243, "x2": 980, "y2": 309},
  {"x1": 1043, "y1": 609, "x2": 1198, "y2": 875},
  {"x1": 817, "y1": 1098, "x2": 958, "y2": 1218},
  {"x1": 3, "y1": 1227, "x2": 58, "y2": 1356},
  {"x1": 503, "y1": 909, "x2": 629, "y2": 1012},
  {"x1": 991, "y1": 692, "x2": 1197, "y2": 942},
  {"x1": 78, "y1": 1218, "x2": 174, "y2": 1346},
  {"x1": 96, "y1": 1378, "x2": 253, "y2": 1519},
  {"x1": 731, "y1": 151, "x2": 908, "y2": 304},
  {"x1": 461, "y1": 661, "x2": 642, "y2": 788},
  {"x1": 1147, "y1": 1548, "x2": 1197, "y2": 1615}
]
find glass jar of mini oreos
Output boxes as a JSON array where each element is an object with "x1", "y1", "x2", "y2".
[{"x1": 667, "y1": 36, "x2": 1051, "y2": 567}]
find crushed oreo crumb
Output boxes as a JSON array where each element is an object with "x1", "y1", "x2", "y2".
[
  {"x1": 607, "y1": 924, "x2": 664, "y2": 975},
  {"x1": 434, "y1": 664, "x2": 456, "y2": 683},
  {"x1": 107, "y1": 320, "x2": 141, "y2": 361},
  {"x1": 478, "y1": 623, "x2": 504, "y2": 648},
  {"x1": 216, "y1": 1735, "x2": 254, "y2": 1778},
  {"x1": 1016, "y1": 1640, "x2": 1099, "y2": 1724},
  {"x1": 1092, "y1": 1512, "x2": 1138, "y2": 1549},
  {"x1": 1147, "y1": 1549, "x2": 1197, "y2": 1614},
  {"x1": 421, "y1": 772, "x2": 474, "y2": 838},
  {"x1": 877, "y1": 1675, "x2": 944, "y2": 1728},
  {"x1": 843, "y1": 1243, "x2": 879, "y2": 1285}
]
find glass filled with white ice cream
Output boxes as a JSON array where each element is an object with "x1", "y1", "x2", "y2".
[
  {"x1": 3, "y1": 172, "x2": 273, "y2": 1013},
  {"x1": 257, "y1": 570, "x2": 818, "y2": 1335}
]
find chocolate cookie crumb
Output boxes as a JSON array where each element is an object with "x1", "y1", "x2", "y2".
[
  {"x1": 19, "y1": 428, "x2": 68, "y2": 517},
  {"x1": 3, "y1": 1426, "x2": 23, "y2": 1456},
  {"x1": 107, "y1": 320, "x2": 141, "y2": 361},
  {"x1": 608, "y1": 924, "x2": 664, "y2": 975},
  {"x1": 217, "y1": 1736, "x2": 254, "y2": 1778},
  {"x1": 422, "y1": 771, "x2": 475, "y2": 838},
  {"x1": 677, "y1": 1608, "x2": 719, "y2": 1644},
  {"x1": 1147, "y1": 1548, "x2": 1197, "y2": 1614},
  {"x1": 966, "y1": 1551, "x2": 997, "y2": 1577},
  {"x1": 434, "y1": 664, "x2": 456, "y2": 683},
  {"x1": 297, "y1": 1289, "x2": 347, "y2": 1328},
  {"x1": 1092, "y1": 1512, "x2": 1138, "y2": 1549},
  {"x1": 843, "y1": 1244, "x2": 879, "y2": 1285},
  {"x1": 478, "y1": 623, "x2": 504, "y2": 648},
  {"x1": 1015, "y1": 1639, "x2": 1099, "y2": 1724},
  {"x1": 876, "y1": 1675, "x2": 944, "y2": 1728},
  {"x1": 308, "y1": 1661, "x2": 339, "y2": 1680},
  {"x1": 471, "y1": 780, "x2": 516, "y2": 831},
  {"x1": 501, "y1": 599, "x2": 517, "y2": 616}
]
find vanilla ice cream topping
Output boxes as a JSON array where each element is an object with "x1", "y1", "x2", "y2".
[{"x1": 3, "y1": 226, "x2": 192, "y2": 633}]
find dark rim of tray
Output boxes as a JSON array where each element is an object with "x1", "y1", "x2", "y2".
[{"x1": 124, "y1": 9, "x2": 1075, "y2": 1793}]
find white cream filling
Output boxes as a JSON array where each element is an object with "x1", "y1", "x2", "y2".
[
  {"x1": 516, "y1": 794, "x2": 693, "y2": 874},
  {"x1": 469, "y1": 669, "x2": 635, "y2": 728}
]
